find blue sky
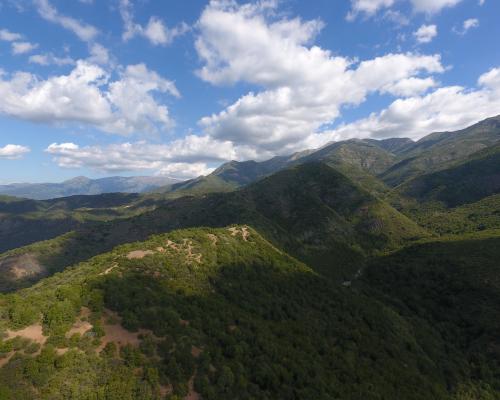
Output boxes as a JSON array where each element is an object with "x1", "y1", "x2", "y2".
[{"x1": 0, "y1": 0, "x2": 499, "y2": 183}]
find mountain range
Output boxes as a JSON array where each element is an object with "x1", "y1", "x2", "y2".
[
  {"x1": 0, "y1": 176, "x2": 177, "y2": 200},
  {"x1": 0, "y1": 115, "x2": 499, "y2": 399}
]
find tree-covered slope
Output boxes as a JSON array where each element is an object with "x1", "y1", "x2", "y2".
[
  {"x1": 0, "y1": 193, "x2": 167, "y2": 253},
  {"x1": 158, "y1": 139, "x2": 397, "y2": 198},
  {"x1": 397, "y1": 145, "x2": 500, "y2": 208},
  {"x1": 381, "y1": 115, "x2": 500, "y2": 186},
  {"x1": 0, "y1": 163, "x2": 427, "y2": 291},
  {"x1": 361, "y1": 231, "x2": 500, "y2": 398},
  {"x1": 0, "y1": 226, "x2": 496, "y2": 399}
]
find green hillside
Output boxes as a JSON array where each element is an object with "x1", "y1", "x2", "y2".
[
  {"x1": 361, "y1": 231, "x2": 500, "y2": 399},
  {"x1": 157, "y1": 139, "x2": 397, "y2": 199},
  {"x1": 0, "y1": 226, "x2": 497, "y2": 399},
  {"x1": 397, "y1": 145, "x2": 500, "y2": 207},
  {"x1": 0, "y1": 193, "x2": 171, "y2": 253},
  {"x1": 381, "y1": 115, "x2": 500, "y2": 186},
  {"x1": 0, "y1": 163, "x2": 427, "y2": 291}
]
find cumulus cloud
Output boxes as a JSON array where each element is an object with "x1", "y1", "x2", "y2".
[
  {"x1": 0, "y1": 28, "x2": 22, "y2": 41},
  {"x1": 0, "y1": 29, "x2": 38, "y2": 56},
  {"x1": 11, "y1": 41, "x2": 38, "y2": 54},
  {"x1": 414, "y1": 24, "x2": 437, "y2": 43},
  {"x1": 29, "y1": 53, "x2": 75, "y2": 66},
  {"x1": 0, "y1": 61, "x2": 179, "y2": 135},
  {"x1": 347, "y1": 0, "x2": 396, "y2": 20},
  {"x1": 410, "y1": 0, "x2": 462, "y2": 14},
  {"x1": 0, "y1": 144, "x2": 30, "y2": 159},
  {"x1": 87, "y1": 43, "x2": 110, "y2": 65},
  {"x1": 454, "y1": 18, "x2": 479, "y2": 35},
  {"x1": 348, "y1": 0, "x2": 463, "y2": 19},
  {"x1": 314, "y1": 67, "x2": 500, "y2": 143},
  {"x1": 35, "y1": 0, "x2": 98, "y2": 42},
  {"x1": 380, "y1": 77, "x2": 437, "y2": 96},
  {"x1": 196, "y1": 0, "x2": 444, "y2": 155},
  {"x1": 119, "y1": 0, "x2": 188, "y2": 46},
  {"x1": 44, "y1": 135, "x2": 249, "y2": 179}
]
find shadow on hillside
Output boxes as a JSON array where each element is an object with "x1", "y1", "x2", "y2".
[{"x1": 94, "y1": 259, "x2": 464, "y2": 400}]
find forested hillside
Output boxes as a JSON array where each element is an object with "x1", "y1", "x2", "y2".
[
  {"x1": 1, "y1": 116, "x2": 500, "y2": 399},
  {"x1": 0, "y1": 163, "x2": 427, "y2": 292},
  {"x1": 1, "y1": 226, "x2": 499, "y2": 399}
]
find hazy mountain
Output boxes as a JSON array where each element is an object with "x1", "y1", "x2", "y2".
[{"x1": 0, "y1": 175, "x2": 178, "y2": 200}]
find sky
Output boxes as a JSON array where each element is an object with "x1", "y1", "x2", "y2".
[{"x1": 0, "y1": 0, "x2": 499, "y2": 183}]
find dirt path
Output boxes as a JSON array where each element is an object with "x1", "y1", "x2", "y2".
[
  {"x1": 66, "y1": 307, "x2": 92, "y2": 337},
  {"x1": 0, "y1": 352, "x2": 14, "y2": 368},
  {"x1": 185, "y1": 370, "x2": 200, "y2": 400},
  {"x1": 99, "y1": 264, "x2": 118, "y2": 276},
  {"x1": 228, "y1": 226, "x2": 250, "y2": 241},
  {"x1": 207, "y1": 233, "x2": 218, "y2": 246},
  {"x1": 166, "y1": 239, "x2": 202, "y2": 264}
]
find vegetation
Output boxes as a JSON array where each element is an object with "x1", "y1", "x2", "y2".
[
  {"x1": 381, "y1": 115, "x2": 500, "y2": 186},
  {"x1": 0, "y1": 116, "x2": 499, "y2": 398},
  {"x1": 0, "y1": 163, "x2": 428, "y2": 292},
  {"x1": 1, "y1": 226, "x2": 498, "y2": 399},
  {"x1": 0, "y1": 192, "x2": 172, "y2": 253}
]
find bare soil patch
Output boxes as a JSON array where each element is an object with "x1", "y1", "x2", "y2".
[
  {"x1": 0, "y1": 352, "x2": 14, "y2": 368},
  {"x1": 185, "y1": 371, "x2": 200, "y2": 400},
  {"x1": 66, "y1": 307, "x2": 92, "y2": 337},
  {"x1": 191, "y1": 345, "x2": 202, "y2": 358},
  {"x1": 207, "y1": 233, "x2": 218, "y2": 246},
  {"x1": 6, "y1": 323, "x2": 47, "y2": 345},
  {"x1": 228, "y1": 226, "x2": 250, "y2": 241},
  {"x1": 0, "y1": 253, "x2": 46, "y2": 280},
  {"x1": 97, "y1": 309, "x2": 156, "y2": 353},
  {"x1": 166, "y1": 239, "x2": 202, "y2": 264},
  {"x1": 126, "y1": 250, "x2": 154, "y2": 260}
]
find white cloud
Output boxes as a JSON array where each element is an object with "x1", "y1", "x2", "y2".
[
  {"x1": 29, "y1": 53, "x2": 75, "y2": 66},
  {"x1": 0, "y1": 144, "x2": 30, "y2": 159},
  {"x1": 35, "y1": 0, "x2": 98, "y2": 42},
  {"x1": 410, "y1": 0, "x2": 462, "y2": 13},
  {"x1": 313, "y1": 67, "x2": 500, "y2": 143},
  {"x1": 143, "y1": 17, "x2": 189, "y2": 46},
  {"x1": 0, "y1": 61, "x2": 179, "y2": 135},
  {"x1": 44, "y1": 135, "x2": 246, "y2": 179},
  {"x1": 158, "y1": 163, "x2": 214, "y2": 180},
  {"x1": 478, "y1": 0, "x2": 485, "y2": 5},
  {"x1": 119, "y1": 0, "x2": 188, "y2": 46},
  {"x1": 380, "y1": 77, "x2": 437, "y2": 96},
  {"x1": 347, "y1": 0, "x2": 463, "y2": 19},
  {"x1": 196, "y1": 0, "x2": 444, "y2": 155},
  {"x1": 455, "y1": 18, "x2": 479, "y2": 35},
  {"x1": 347, "y1": 0, "x2": 396, "y2": 20},
  {"x1": 0, "y1": 28, "x2": 22, "y2": 41},
  {"x1": 478, "y1": 67, "x2": 500, "y2": 95},
  {"x1": 414, "y1": 24, "x2": 437, "y2": 43},
  {"x1": 11, "y1": 41, "x2": 38, "y2": 54},
  {"x1": 87, "y1": 43, "x2": 110, "y2": 65}
]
